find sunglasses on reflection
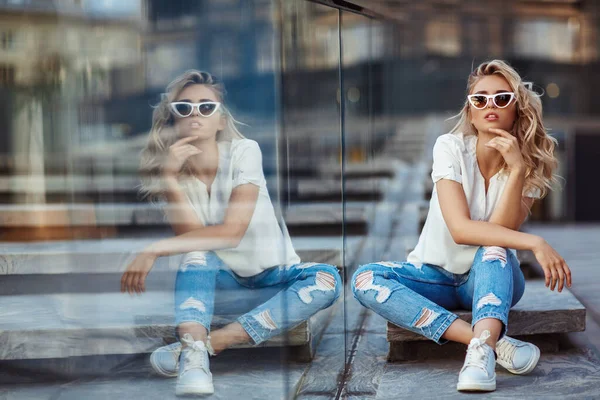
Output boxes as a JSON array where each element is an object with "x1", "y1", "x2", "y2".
[
  {"x1": 170, "y1": 102, "x2": 221, "y2": 118},
  {"x1": 467, "y1": 92, "x2": 515, "y2": 109}
]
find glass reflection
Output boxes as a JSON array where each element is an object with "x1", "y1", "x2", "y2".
[{"x1": 122, "y1": 70, "x2": 342, "y2": 396}]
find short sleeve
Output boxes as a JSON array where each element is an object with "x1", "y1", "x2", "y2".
[
  {"x1": 523, "y1": 187, "x2": 542, "y2": 199},
  {"x1": 431, "y1": 136, "x2": 462, "y2": 184},
  {"x1": 232, "y1": 140, "x2": 266, "y2": 188}
]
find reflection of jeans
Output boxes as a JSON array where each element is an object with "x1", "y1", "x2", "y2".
[
  {"x1": 352, "y1": 246, "x2": 525, "y2": 344},
  {"x1": 175, "y1": 251, "x2": 342, "y2": 345}
]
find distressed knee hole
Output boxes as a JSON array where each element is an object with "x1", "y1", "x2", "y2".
[
  {"x1": 413, "y1": 308, "x2": 440, "y2": 328},
  {"x1": 354, "y1": 270, "x2": 391, "y2": 303},
  {"x1": 179, "y1": 297, "x2": 206, "y2": 312},
  {"x1": 476, "y1": 293, "x2": 502, "y2": 309},
  {"x1": 180, "y1": 254, "x2": 208, "y2": 272},
  {"x1": 482, "y1": 246, "x2": 508, "y2": 267},
  {"x1": 253, "y1": 309, "x2": 277, "y2": 330},
  {"x1": 298, "y1": 271, "x2": 337, "y2": 304}
]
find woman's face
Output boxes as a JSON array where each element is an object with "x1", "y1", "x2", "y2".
[
  {"x1": 172, "y1": 84, "x2": 225, "y2": 141},
  {"x1": 469, "y1": 75, "x2": 517, "y2": 135}
]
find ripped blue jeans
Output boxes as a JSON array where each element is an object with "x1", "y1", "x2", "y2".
[
  {"x1": 352, "y1": 246, "x2": 525, "y2": 344},
  {"x1": 175, "y1": 251, "x2": 342, "y2": 345}
]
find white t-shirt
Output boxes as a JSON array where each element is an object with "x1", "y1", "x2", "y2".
[
  {"x1": 178, "y1": 138, "x2": 300, "y2": 277},
  {"x1": 407, "y1": 132, "x2": 540, "y2": 274}
]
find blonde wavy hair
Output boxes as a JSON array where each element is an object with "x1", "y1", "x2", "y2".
[
  {"x1": 450, "y1": 60, "x2": 558, "y2": 199},
  {"x1": 138, "y1": 70, "x2": 245, "y2": 202}
]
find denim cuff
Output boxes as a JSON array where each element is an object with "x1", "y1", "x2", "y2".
[
  {"x1": 471, "y1": 312, "x2": 508, "y2": 339},
  {"x1": 237, "y1": 315, "x2": 265, "y2": 345},
  {"x1": 431, "y1": 313, "x2": 459, "y2": 344}
]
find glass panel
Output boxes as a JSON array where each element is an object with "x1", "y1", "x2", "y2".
[
  {"x1": 0, "y1": 0, "x2": 344, "y2": 397},
  {"x1": 340, "y1": 11, "x2": 403, "y2": 391},
  {"x1": 279, "y1": 1, "x2": 347, "y2": 392}
]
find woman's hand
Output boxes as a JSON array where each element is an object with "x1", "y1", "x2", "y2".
[
  {"x1": 485, "y1": 128, "x2": 525, "y2": 173},
  {"x1": 531, "y1": 237, "x2": 572, "y2": 292},
  {"x1": 163, "y1": 136, "x2": 202, "y2": 177},
  {"x1": 120, "y1": 251, "x2": 158, "y2": 294}
]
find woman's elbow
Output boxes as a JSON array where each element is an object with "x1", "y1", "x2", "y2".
[
  {"x1": 448, "y1": 225, "x2": 468, "y2": 245},
  {"x1": 227, "y1": 224, "x2": 248, "y2": 248}
]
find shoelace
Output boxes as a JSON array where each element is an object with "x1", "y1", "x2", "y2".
[
  {"x1": 172, "y1": 336, "x2": 216, "y2": 357},
  {"x1": 180, "y1": 334, "x2": 209, "y2": 375},
  {"x1": 464, "y1": 330, "x2": 492, "y2": 372},
  {"x1": 496, "y1": 337, "x2": 517, "y2": 363},
  {"x1": 205, "y1": 336, "x2": 217, "y2": 356}
]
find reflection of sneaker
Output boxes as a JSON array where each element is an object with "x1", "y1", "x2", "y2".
[
  {"x1": 175, "y1": 334, "x2": 214, "y2": 396},
  {"x1": 457, "y1": 330, "x2": 496, "y2": 392},
  {"x1": 150, "y1": 337, "x2": 216, "y2": 378},
  {"x1": 150, "y1": 342, "x2": 182, "y2": 377},
  {"x1": 496, "y1": 336, "x2": 540, "y2": 375}
]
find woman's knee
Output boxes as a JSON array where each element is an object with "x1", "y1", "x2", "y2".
[
  {"x1": 474, "y1": 246, "x2": 512, "y2": 270},
  {"x1": 303, "y1": 264, "x2": 342, "y2": 305},
  {"x1": 177, "y1": 251, "x2": 220, "y2": 274},
  {"x1": 351, "y1": 263, "x2": 394, "y2": 304}
]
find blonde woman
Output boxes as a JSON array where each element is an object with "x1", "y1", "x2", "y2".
[
  {"x1": 352, "y1": 60, "x2": 572, "y2": 392},
  {"x1": 121, "y1": 70, "x2": 341, "y2": 396}
]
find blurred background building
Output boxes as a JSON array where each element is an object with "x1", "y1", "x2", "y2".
[{"x1": 2, "y1": 0, "x2": 598, "y2": 221}]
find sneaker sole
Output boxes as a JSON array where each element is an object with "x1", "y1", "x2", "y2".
[
  {"x1": 497, "y1": 344, "x2": 541, "y2": 375},
  {"x1": 150, "y1": 351, "x2": 179, "y2": 378},
  {"x1": 457, "y1": 375, "x2": 496, "y2": 392},
  {"x1": 175, "y1": 383, "x2": 215, "y2": 396}
]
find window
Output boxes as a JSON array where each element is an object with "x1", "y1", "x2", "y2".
[
  {"x1": 512, "y1": 18, "x2": 578, "y2": 62},
  {"x1": 425, "y1": 18, "x2": 461, "y2": 57},
  {"x1": 1, "y1": 31, "x2": 15, "y2": 50},
  {"x1": 0, "y1": 64, "x2": 15, "y2": 86}
]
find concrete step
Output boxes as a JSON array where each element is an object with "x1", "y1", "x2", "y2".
[
  {"x1": 0, "y1": 175, "x2": 141, "y2": 193},
  {"x1": 0, "y1": 239, "x2": 341, "y2": 294},
  {"x1": 0, "y1": 202, "x2": 370, "y2": 238},
  {"x1": 387, "y1": 280, "x2": 586, "y2": 361},
  {"x1": 318, "y1": 159, "x2": 405, "y2": 179},
  {"x1": 293, "y1": 178, "x2": 388, "y2": 203},
  {"x1": 0, "y1": 289, "x2": 341, "y2": 362},
  {"x1": 0, "y1": 174, "x2": 280, "y2": 204}
]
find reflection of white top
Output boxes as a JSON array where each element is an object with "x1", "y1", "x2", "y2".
[
  {"x1": 179, "y1": 138, "x2": 300, "y2": 277},
  {"x1": 407, "y1": 132, "x2": 540, "y2": 274}
]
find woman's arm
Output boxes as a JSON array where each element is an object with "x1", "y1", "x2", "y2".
[
  {"x1": 160, "y1": 135, "x2": 205, "y2": 235},
  {"x1": 150, "y1": 183, "x2": 259, "y2": 256},
  {"x1": 437, "y1": 178, "x2": 571, "y2": 291},
  {"x1": 121, "y1": 183, "x2": 259, "y2": 293},
  {"x1": 437, "y1": 179, "x2": 538, "y2": 250},
  {"x1": 485, "y1": 128, "x2": 535, "y2": 230},
  {"x1": 487, "y1": 168, "x2": 534, "y2": 230}
]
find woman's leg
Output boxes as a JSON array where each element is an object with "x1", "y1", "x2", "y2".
[
  {"x1": 174, "y1": 252, "x2": 224, "y2": 346},
  {"x1": 233, "y1": 263, "x2": 342, "y2": 346},
  {"x1": 352, "y1": 261, "x2": 462, "y2": 344},
  {"x1": 209, "y1": 271, "x2": 283, "y2": 353},
  {"x1": 457, "y1": 246, "x2": 525, "y2": 350}
]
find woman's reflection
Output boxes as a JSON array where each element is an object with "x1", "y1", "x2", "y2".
[{"x1": 120, "y1": 70, "x2": 342, "y2": 396}]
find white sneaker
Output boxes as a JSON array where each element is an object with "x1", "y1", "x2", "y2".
[
  {"x1": 150, "y1": 337, "x2": 216, "y2": 378},
  {"x1": 457, "y1": 330, "x2": 496, "y2": 392},
  {"x1": 496, "y1": 336, "x2": 540, "y2": 375},
  {"x1": 175, "y1": 334, "x2": 214, "y2": 396},
  {"x1": 150, "y1": 342, "x2": 182, "y2": 377}
]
